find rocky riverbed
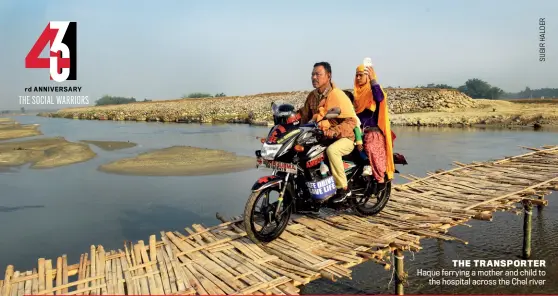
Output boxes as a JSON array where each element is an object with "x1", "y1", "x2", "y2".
[
  {"x1": 38, "y1": 88, "x2": 476, "y2": 123},
  {"x1": 38, "y1": 88, "x2": 558, "y2": 127}
]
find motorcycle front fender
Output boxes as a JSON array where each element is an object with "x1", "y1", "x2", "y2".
[{"x1": 251, "y1": 175, "x2": 283, "y2": 192}]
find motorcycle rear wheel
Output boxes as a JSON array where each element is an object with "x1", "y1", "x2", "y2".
[
  {"x1": 243, "y1": 186, "x2": 292, "y2": 244},
  {"x1": 350, "y1": 180, "x2": 392, "y2": 216}
]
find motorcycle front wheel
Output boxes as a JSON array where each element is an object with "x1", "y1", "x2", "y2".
[
  {"x1": 243, "y1": 186, "x2": 292, "y2": 244},
  {"x1": 350, "y1": 180, "x2": 392, "y2": 216}
]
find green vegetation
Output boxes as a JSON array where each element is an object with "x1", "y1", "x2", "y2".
[
  {"x1": 415, "y1": 83, "x2": 455, "y2": 90},
  {"x1": 95, "y1": 95, "x2": 137, "y2": 106},
  {"x1": 91, "y1": 92, "x2": 227, "y2": 107},
  {"x1": 94, "y1": 96, "x2": 152, "y2": 106},
  {"x1": 1, "y1": 108, "x2": 29, "y2": 114},
  {"x1": 504, "y1": 87, "x2": 558, "y2": 99},
  {"x1": 416, "y1": 78, "x2": 558, "y2": 100},
  {"x1": 181, "y1": 92, "x2": 227, "y2": 99},
  {"x1": 457, "y1": 79, "x2": 504, "y2": 99},
  {"x1": 416, "y1": 79, "x2": 504, "y2": 99}
]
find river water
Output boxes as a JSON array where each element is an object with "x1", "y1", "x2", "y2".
[{"x1": 1, "y1": 115, "x2": 557, "y2": 294}]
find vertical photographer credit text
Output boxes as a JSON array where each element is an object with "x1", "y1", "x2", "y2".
[{"x1": 539, "y1": 18, "x2": 545, "y2": 62}]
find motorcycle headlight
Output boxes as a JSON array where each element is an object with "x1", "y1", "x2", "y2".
[{"x1": 261, "y1": 143, "x2": 281, "y2": 160}]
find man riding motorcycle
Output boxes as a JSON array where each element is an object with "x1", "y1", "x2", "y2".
[
  {"x1": 296, "y1": 62, "x2": 359, "y2": 203},
  {"x1": 244, "y1": 62, "x2": 408, "y2": 244}
]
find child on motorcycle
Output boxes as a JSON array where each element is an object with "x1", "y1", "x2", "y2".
[{"x1": 342, "y1": 90, "x2": 366, "y2": 166}]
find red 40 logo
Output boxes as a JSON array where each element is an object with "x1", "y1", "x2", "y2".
[{"x1": 25, "y1": 21, "x2": 77, "y2": 82}]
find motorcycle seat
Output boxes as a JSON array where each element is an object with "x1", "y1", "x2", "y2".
[{"x1": 342, "y1": 147, "x2": 368, "y2": 163}]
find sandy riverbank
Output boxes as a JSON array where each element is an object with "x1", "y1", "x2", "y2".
[
  {"x1": 37, "y1": 89, "x2": 558, "y2": 128},
  {"x1": 98, "y1": 146, "x2": 256, "y2": 176},
  {"x1": 0, "y1": 118, "x2": 258, "y2": 175},
  {"x1": 81, "y1": 140, "x2": 137, "y2": 151},
  {"x1": 0, "y1": 117, "x2": 99, "y2": 168},
  {"x1": 390, "y1": 99, "x2": 558, "y2": 127},
  {"x1": 0, "y1": 118, "x2": 42, "y2": 140},
  {"x1": 0, "y1": 137, "x2": 97, "y2": 169}
]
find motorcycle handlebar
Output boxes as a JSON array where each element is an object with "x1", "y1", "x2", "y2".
[
  {"x1": 302, "y1": 121, "x2": 317, "y2": 128},
  {"x1": 301, "y1": 121, "x2": 323, "y2": 137}
]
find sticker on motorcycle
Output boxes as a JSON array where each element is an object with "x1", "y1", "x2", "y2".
[
  {"x1": 267, "y1": 125, "x2": 287, "y2": 144},
  {"x1": 343, "y1": 161, "x2": 356, "y2": 172},
  {"x1": 306, "y1": 153, "x2": 324, "y2": 168},
  {"x1": 259, "y1": 159, "x2": 297, "y2": 174},
  {"x1": 276, "y1": 129, "x2": 301, "y2": 144},
  {"x1": 306, "y1": 176, "x2": 337, "y2": 200},
  {"x1": 256, "y1": 175, "x2": 279, "y2": 184}
]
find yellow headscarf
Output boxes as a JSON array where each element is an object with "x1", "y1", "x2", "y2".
[
  {"x1": 353, "y1": 64, "x2": 395, "y2": 180},
  {"x1": 353, "y1": 65, "x2": 375, "y2": 114}
]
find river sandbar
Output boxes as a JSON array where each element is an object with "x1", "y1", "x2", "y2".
[
  {"x1": 98, "y1": 146, "x2": 256, "y2": 176},
  {"x1": 81, "y1": 140, "x2": 137, "y2": 151},
  {"x1": 0, "y1": 119, "x2": 42, "y2": 141},
  {"x1": 0, "y1": 137, "x2": 97, "y2": 169},
  {"x1": 390, "y1": 99, "x2": 558, "y2": 127}
]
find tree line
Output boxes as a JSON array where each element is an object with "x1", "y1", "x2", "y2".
[
  {"x1": 415, "y1": 78, "x2": 558, "y2": 99},
  {"x1": 180, "y1": 92, "x2": 226, "y2": 99},
  {"x1": 94, "y1": 95, "x2": 152, "y2": 106},
  {"x1": 94, "y1": 93, "x2": 227, "y2": 106},
  {"x1": 1, "y1": 107, "x2": 27, "y2": 114}
]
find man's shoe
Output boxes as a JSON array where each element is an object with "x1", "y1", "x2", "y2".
[{"x1": 331, "y1": 187, "x2": 352, "y2": 203}]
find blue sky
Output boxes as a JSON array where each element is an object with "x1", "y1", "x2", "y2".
[{"x1": 0, "y1": 0, "x2": 556, "y2": 109}]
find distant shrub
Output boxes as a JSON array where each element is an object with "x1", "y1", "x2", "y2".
[
  {"x1": 181, "y1": 92, "x2": 226, "y2": 99},
  {"x1": 95, "y1": 95, "x2": 137, "y2": 106}
]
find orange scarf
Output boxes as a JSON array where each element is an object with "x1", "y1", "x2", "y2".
[
  {"x1": 353, "y1": 64, "x2": 395, "y2": 180},
  {"x1": 379, "y1": 94, "x2": 395, "y2": 180},
  {"x1": 353, "y1": 65, "x2": 375, "y2": 114}
]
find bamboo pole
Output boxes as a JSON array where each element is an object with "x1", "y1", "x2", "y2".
[
  {"x1": 522, "y1": 200, "x2": 533, "y2": 259},
  {"x1": 394, "y1": 249, "x2": 405, "y2": 295},
  {"x1": 464, "y1": 177, "x2": 558, "y2": 210}
]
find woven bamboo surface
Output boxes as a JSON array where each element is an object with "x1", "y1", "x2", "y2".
[{"x1": 1, "y1": 145, "x2": 557, "y2": 295}]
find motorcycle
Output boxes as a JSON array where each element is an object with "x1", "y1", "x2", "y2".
[{"x1": 243, "y1": 102, "x2": 408, "y2": 244}]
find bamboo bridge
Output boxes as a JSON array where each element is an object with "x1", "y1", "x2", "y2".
[{"x1": 1, "y1": 145, "x2": 557, "y2": 296}]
